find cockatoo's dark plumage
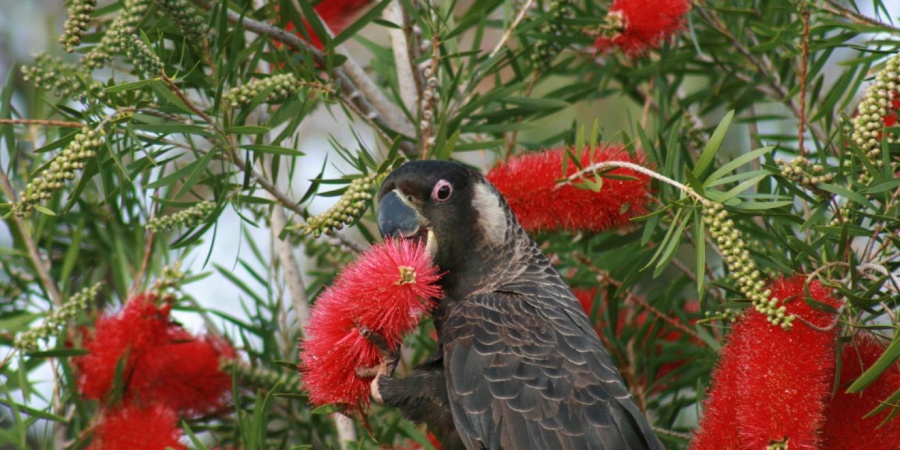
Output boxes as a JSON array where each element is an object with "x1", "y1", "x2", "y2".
[{"x1": 372, "y1": 160, "x2": 664, "y2": 450}]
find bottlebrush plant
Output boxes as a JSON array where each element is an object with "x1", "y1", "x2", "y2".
[{"x1": 3, "y1": 0, "x2": 900, "y2": 449}]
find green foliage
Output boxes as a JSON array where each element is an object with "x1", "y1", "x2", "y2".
[{"x1": 1, "y1": 0, "x2": 899, "y2": 449}]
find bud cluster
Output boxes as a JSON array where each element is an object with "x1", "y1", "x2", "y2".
[
  {"x1": 60, "y1": 0, "x2": 97, "y2": 53},
  {"x1": 702, "y1": 203, "x2": 794, "y2": 329},
  {"x1": 150, "y1": 261, "x2": 187, "y2": 296},
  {"x1": 222, "y1": 74, "x2": 330, "y2": 109},
  {"x1": 303, "y1": 173, "x2": 384, "y2": 237},
  {"x1": 776, "y1": 156, "x2": 834, "y2": 190},
  {"x1": 850, "y1": 53, "x2": 899, "y2": 166},
  {"x1": 530, "y1": 0, "x2": 575, "y2": 70},
  {"x1": 21, "y1": 54, "x2": 106, "y2": 101},
  {"x1": 13, "y1": 127, "x2": 103, "y2": 216},
  {"x1": 15, "y1": 283, "x2": 101, "y2": 352},
  {"x1": 157, "y1": 0, "x2": 207, "y2": 43},
  {"x1": 146, "y1": 201, "x2": 215, "y2": 233},
  {"x1": 419, "y1": 67, "x2": 439, "y2": 135},
  {"x1": 702, "y1": 308, "x2": 739, "y2": 324},
  {"x1": 84, "y1": 0, "x2": 152, "y2": 68},
  {"x1": 123, "y1": 35, "x2": 164, "y2": 78}
]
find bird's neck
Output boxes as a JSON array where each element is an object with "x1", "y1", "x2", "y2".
[{"x1": 439, "y1": 223, "x2": 548, "y2": 301}]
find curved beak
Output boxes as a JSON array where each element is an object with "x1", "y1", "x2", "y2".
[{"x1": 377, "y1": 190, "x2": 422, "y2": 239}]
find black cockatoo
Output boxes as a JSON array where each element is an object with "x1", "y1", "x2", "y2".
[{"x1": 368, "y1": 160, "x2": 664, "y2": 450}]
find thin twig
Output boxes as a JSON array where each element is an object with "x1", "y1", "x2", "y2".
[
  {"x1": 559, "y1": 160, "x2": 709, "y2": 205},
  {"x1": 0, "y1": 118, "x2": 85, "y2": 128},
  {"x1": 488, "y1": 0, "x2": 536, "y2": 60},
  {"x1": 191, "y1": 0, "x2": 416, "y2": 147},
  {"x1": 798, "y1": 3, "x2": 810, "y2": 156},
  {"x1": 821, "y1": 0, "x2": 900, "y2": 33}
]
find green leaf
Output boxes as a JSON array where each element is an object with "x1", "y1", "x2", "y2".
[
  {"x1": 0, "y1": 400, "x2": 66, "y2": 422},
  {"x1": 225, "y1": 126, "x2": 270, "y2": 135},
  {"x1": 242, "y1": 144, "x2": 305, "y2": 157},
  {"x1": 704, "y1": 146, "x2": 773, "y2": 187},
  {"x1": 26, "y1": 348, "x2": 89, "y2": 358},
  {"x1": 32, "y1": 205, "x2": 57, "y2": 216},
  {"x1": 847, "y1": 334, "x2": 900, "y2": 393},
  {"x1": 694, "y1": 110, "x2": 734, "y2": 178},
  {"x1": 105, "y1": 79, "x2": 157, "y2": 93}
]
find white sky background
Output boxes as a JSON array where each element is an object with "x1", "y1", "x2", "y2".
[{"x1": 0, "y1": 0, "x2": 898, "y2": 417}]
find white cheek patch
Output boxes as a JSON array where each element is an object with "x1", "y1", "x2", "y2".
[
  {"x1": 426, "y1": 229, "x2": 438, "y2": 258},
  {"x1": 472, "y1": 183, "x2": 508, "y2": 246}
]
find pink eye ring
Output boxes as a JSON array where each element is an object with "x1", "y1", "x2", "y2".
[{"x1": 431, "y1": 179, "x2": 453, "y2": 202}]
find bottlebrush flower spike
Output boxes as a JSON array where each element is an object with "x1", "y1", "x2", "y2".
[
  {"x1": 73, "y1": 294, "x2": 236, "y2": 416},
  {"x1": 74, "y1": 293, "x2": 172, "y2": 401},
  {"x1": 691, "y1": 275, "x2": 841, "y2": 450},
  {"x1": 593, "y1": 0, "x2": 691, "y2": 57},
  {"x1": 690, "y1": 335, "x2": 742, "y2": 450},
  {"x1": 486, "y1": 146, "x2": 651, "y2": 233},
  {"x1": 89, "y1": 404, "x2": 185, "y2": 450},
  {"x1": 134, "y1": 332, "x2": 236, "y2": 417},
  {"x1": 300, "y1": 239, "x2": 443, "y2": 409},
  {"x1": 822, "y1": 334, "x2": 900, "y2": 449}
]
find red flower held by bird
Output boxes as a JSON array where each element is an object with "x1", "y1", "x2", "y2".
[
  {"x1": 691, "y1": 275, "x2": 841, "y2": 450},
  {"x1": 88, "y1": 403, "x2": 185, "y2": 450},
  {"x1": 822, "y1": 334, "x2": 900, "y2": 449},
  {"x1": 300, "y1": 239, "x2": 443, "y2": 409},
  {"x1": 73, "y1": 294, "x2": 235, "y2": 417},
  {"x1": 593, "y1": 0, "x2": 691, "y2": 57},
  {"x1": 486, "y1": 146, "x2": 651, "y2": 233}
]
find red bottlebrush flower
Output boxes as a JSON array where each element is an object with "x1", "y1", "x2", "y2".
[
  {"x1": 822, "y1": 334, "x2": 900, "y2": 449},
  {"x1": 691, "y1": 275, "x2": 841, "y2": 450},
  {"x1": 134, "y1": 332, "x2": 236, "y2": 417},
  {"x1": 89, "y1": 404, "x2": 185, "y2": 450},
  {"x1": 593, "y1": 0, "x2": 691, "y2": 57},
  {"x1": 300, "y1": 239, "x2": 443, "y2": 409},
  {"x1": 690, "y1": 334, "x2": 743, "y2": 450},
  {"x1": 884, "y1": 93, "x2": 900, "y2": 127},
  {"x1": 74, "y1": 294, "x2": 172, "y2": 401},
  {"x1": 73, "y1": 294, "x2": 236, "y2": 416},
  {"x1": 486, "y1": 146, "x2": 651, "y2": 233}
]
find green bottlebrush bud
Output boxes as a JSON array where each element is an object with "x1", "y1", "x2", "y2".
[
  {"x1": 60, "y1": 0, "x2": 97, "y2": 53},
  {"x1": 15, "y1": 283, "x2": 101, "y2": 352},
  {"x1": 12, "y1": 126, "x2": 104, "y2": 216},
  {"x1": 702, "y1": 204, "x2": 794, "y2": 328},
  {"x1": 530, "y1": 0, "x2": 576, "y2": 71},
  {"x1": 156, "y1": 0, "x2": 207, "y2": 43},
  {"x1": 123, "y1": 35, "x2": 164, "y2": 78},
  {"x1": 222, "y1": 74, "x2": 333, "y2": 109},
  {"x1": 302, "y1": 173, "x2": 385, "y2": 237},
  {"x1": 83, "y1": 0, "x2": 152, "y2": 68},
  {"x1": 146, "y1": 201, "x2": 215, "y2": 233},
  {"x1": 21, "y1": 54, "x2": 106, "y2": 101},
  {"x1": 225, "y1": 359, "x2": 302, "y2": 392}
]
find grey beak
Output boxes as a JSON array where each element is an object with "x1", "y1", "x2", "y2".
[{"x1": 377, "y1": 191, "x2": 422, "y2": 239}]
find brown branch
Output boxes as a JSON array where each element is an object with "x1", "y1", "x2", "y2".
[
  {"x1": 821, "y1": 0, "x2": 900, "y2": 33},
  {"x1": 189, "y1": 0, "x2": 416, "y2": 155},
  {"x1": 0, "y1": 118, "x2": 84, "y2": 128},
  {"x1": 798, "y1": 3, "x2": 810, "y2": 155},
  {"x1": 692, "y1": 4, "x2": 830, "y2": 147}
]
